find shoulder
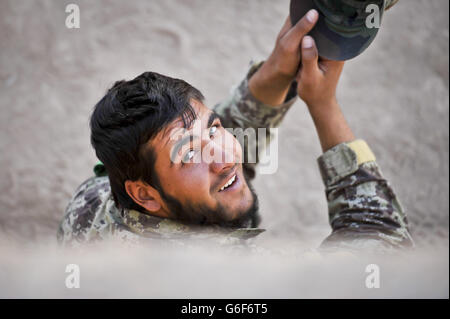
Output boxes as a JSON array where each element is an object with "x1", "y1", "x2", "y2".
[{"x1": 57, "y1": 176, "x2": 113, "y2": 244}]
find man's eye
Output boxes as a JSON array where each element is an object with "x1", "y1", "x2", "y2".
[
  {"x1": 209, "y1": 125, "x2": 218, "y2": 137},
  {"x1": 183, "y1": 150, "x2": 195, "y2": 163}
]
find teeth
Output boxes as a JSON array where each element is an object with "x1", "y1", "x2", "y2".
[{"x1": 220, "y1": 175, "x2": 236, "y2": 191}]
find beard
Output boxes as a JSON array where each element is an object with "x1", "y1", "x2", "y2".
[{"x1": 156, "y1": 173, "x2": 260, "y2": 228}]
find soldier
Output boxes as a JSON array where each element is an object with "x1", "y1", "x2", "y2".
[{"x1": 57, "y1": 0, "x2": 413, "y2": 251}]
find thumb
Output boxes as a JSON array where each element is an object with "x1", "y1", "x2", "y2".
[{"x1": 301, "y1": 36, "x2": 319, "y2": 77}]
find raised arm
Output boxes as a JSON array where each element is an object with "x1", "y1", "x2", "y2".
[
  {"x1": 296, "y1": 35, "x2": 414, "y2": 251},
  {"x1": 214, "y1": 10, "x2": 320, "y2": 179}
]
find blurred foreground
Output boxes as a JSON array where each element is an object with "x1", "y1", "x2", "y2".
[{"x1": 0, "y1": 237, "x2": 448, "y2": 298}]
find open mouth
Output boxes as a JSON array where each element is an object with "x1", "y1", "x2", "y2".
[{"x1": 218, "y1": 174, "x2": 238, "y2": 192}]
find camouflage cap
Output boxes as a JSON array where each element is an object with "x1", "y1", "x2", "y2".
[{"x1": 290, "y1": 0, "x2": 399, "y2": 60}]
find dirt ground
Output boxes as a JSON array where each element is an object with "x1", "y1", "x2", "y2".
[{"x1": 0, "y1": 0, "x2": 448, "y2": 298}]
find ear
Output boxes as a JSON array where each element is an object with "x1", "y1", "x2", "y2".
[{"x1": 124, "y1": 180, "x2": 162, "y2": 214}]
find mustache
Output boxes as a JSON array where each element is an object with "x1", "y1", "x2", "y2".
[{"x1": 210, "y1": 163, "x2": 238, "y2": 192}]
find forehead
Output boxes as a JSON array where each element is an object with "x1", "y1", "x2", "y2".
[{"x1": 149, "y1": 99, "x2": 211, "y2": 154}]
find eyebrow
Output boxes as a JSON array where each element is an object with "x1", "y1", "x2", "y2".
[
  {"x1": 207, "y1": 111, "x2": 221, "y2": 128},
  {"x1": 169, "y1": 111, "x2": 221, "y2": 166}
]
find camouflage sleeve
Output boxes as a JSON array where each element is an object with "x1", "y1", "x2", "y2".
[
  {"x1": 318, "y1": 140, "x2": 414, "y2": 252},
  {"x1": 213, "y1": 61, "x2": 297, "y2": 179}
]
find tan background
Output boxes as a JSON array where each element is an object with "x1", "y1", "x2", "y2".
[
  {"x1": 0, "y1": 0, "x2": 448, "y2": 247},
  {"x1": 0, "y1": 0, "x2": 448, "y2": 299}
]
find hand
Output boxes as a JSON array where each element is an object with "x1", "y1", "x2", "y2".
[
  {"x1": 249, "y1": 10, "x2": 319, "y2": 107},
  {"x1": 296, "y1": 36, "x2": 354, "y2": 152},
  {"x1": 265, "y1": 10, "x2": 319, "y2": 80},
  {"x1": 296, "y1": 36, "x2": 345, "y2": 109}
]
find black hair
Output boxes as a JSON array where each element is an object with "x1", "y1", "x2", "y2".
[{"x1": 90, "y1": 71, "x2": 204, "y2": 212}]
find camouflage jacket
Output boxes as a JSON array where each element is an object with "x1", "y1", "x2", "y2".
[{"x1": 57, "y1": 62, "x2": 414, "y2": 251}]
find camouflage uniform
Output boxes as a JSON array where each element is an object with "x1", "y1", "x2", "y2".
[{"x1": 57, "y1": 61, "x2": 414, "y2": 251}]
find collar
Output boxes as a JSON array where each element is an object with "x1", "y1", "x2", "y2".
[{"x1": 108, "y1": 203, "x2": 265, "y2": 243}]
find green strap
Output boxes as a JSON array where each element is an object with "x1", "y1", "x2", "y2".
[{"x1": 93, "y1": 161, "x2": 107, "y2": 177}]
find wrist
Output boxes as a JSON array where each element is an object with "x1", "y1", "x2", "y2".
[
  {"x1": 307, "y1": 98, "x2": 355, "y2": 152},
  {"x1": 253, "y1": 60, "x2": 293, "y2": 88},
  {"x1": 249, "y1": 61, "x2": 293, "y2": 107},
  {"x1": 306, "y1": 97, "x2": 339, "y2": 117}
]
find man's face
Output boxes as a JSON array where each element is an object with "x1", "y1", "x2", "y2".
[{"x1": 148, "y1": 100, "x2": 256, "y2": 226}]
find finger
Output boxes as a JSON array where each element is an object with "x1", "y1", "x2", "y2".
[
  {"x1": 283, "y1": 9, "x2": 319, "y2": 45},
  {"x1": 277, "y1": 16, "x2": 292, "y2": 40},
  {"x1": 301, "y1": 36, "x2": 320, "y2": 77}
]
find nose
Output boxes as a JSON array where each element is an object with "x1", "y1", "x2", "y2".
[
  {"x1": 210, "y1": 157, "x2": 234, "y2": 174},
  {"x1": 206, "y1": 138, "x2": 236, "y2": 174}
]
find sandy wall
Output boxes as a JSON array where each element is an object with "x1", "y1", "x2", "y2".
[{"x1": 0, "y1": 0, "x2": 448, "y2": 298}]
